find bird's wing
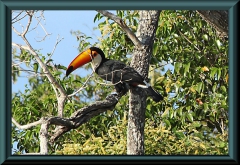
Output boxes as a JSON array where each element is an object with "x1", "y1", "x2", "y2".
[{"x1": 111, "y1": 61, "x2": 145, "y2": 86}]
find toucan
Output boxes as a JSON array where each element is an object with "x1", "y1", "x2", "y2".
[{"x1": 66, "y1": 47, "x2": 163, "y2": 102}]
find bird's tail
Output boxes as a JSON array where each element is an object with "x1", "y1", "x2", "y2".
[{"x1": 144, "y1": 86, "x2": 163, "y2": 102}]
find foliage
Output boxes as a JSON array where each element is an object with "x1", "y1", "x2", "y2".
[
  {"x1": 55, "y1": 119, "x2": 227, "y2": 155},
  {"x1": 55, "y1": 112, "x2": 128, "y2": 155},
  {"x1": 12, "y1": 10, "x2": 228, "y2": 155}
]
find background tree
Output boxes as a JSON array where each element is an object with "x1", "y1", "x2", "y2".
[{"x1": 12, "y1": 10, "x2": 228, "y2": 155}]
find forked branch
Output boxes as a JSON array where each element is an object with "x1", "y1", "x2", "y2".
[
  {"x1": 12, "y1": 91, "x2": 126, "y2": 145},
  {"x1": 96, "y1": 10, "x2": 144, "y2": 48}
]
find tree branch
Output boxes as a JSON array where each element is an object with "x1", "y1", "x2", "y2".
[
  {"x1": 50, "y1": 92, "x2": 125, "y2": 142},
  {"x1": 12, "y1": 11, "x2": 27, "y2": 24},
  {"x1": 22, "y1": 10, "x2": 34, "y2": 37},
  {"x1": 196, "y1": 10, "x2": 228, "y2": 37},
  {"x1": 128, "y1": 10, "x2": 161, "y2": 155},
  {"x1": 48, "y1": 35, "x2": 64, "y2": 60},
  {"x1": 96, "y1": 10, "x2": 144, "y2": 48},
  {"x1": 12, "y1": 90, "x2": 126, "y2": 144},
  {"x1": 12, "y1": 117, "x2": 43, "y2": 130},
  {"x1": 68, "y1": 71, "x2": 94, "y2": 97},
  {"x1": 12, "y1": 11, "x2": 68, "y2": 117}
]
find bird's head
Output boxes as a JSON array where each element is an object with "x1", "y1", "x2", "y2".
[{"x1": 66, "y1": 47, "x2": 105, "y2": 76}]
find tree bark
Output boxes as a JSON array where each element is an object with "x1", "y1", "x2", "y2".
[
  {"x1": 197, "y1": 10, "x2": 228, "y2": 37},
  {"x1": 127, "y1": 10, "x2": 161, "y2": 155}
]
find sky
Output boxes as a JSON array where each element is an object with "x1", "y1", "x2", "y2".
[
  {"x1": 12, "y1": 10, "x2": 103, "y2": 154},
  {"x1": 11, "y1": 10, "x2": 174, "y2": 154},
  {"x1": 12, "y1": 10, "x2": 173, "y2": 93},
  {"x1": 12, "y1": 10, "x2": 102, "y2": 93}
]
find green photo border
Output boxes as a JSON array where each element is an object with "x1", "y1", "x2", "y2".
[{"x1": 0, "y1": 0, "x2": 238, "y2": 164}]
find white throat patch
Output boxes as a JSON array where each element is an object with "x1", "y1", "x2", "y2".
[{"x1": 90, "y1": 54, "x2": 102, "y2": 71}]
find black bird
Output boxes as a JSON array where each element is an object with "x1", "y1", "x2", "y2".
[{"x1": 66, "y1": 47, "x2": 163, "y2": 102}]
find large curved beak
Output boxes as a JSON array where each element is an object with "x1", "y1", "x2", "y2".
[{"x1": 66, "y1": 49, "x2": 92, "y2": 76}]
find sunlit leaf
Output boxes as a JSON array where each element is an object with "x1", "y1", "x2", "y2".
[
  {"x1": 202, "y1": 34, "x2": 208, "y2": 41},
  {"x1": 201, "y1": 66, "x2": 209, "y2": 72},
  {"x1": 187, "y1": 113, "x2": 193, "y2": 122},
  {"x1": 196, "y1": 82, "x2": 203, "y2": 93}
]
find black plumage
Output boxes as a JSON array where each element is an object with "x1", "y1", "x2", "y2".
[
  {"x1": 90, "y1": 47, "x2": 163, "y2": 102},
  {"x1": 66, "y1": 47, "x2": 163, "y2": 102}
]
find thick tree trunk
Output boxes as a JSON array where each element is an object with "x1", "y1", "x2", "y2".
[
  {"x1": 127, "y1": 10, "x2": 161, "y2": 155},
  {"x1": 197, "y1": 10, "x2": 228, "y2": 37}
]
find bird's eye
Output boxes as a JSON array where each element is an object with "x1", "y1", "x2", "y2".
[{"x1": 93, "y1": 53, "x2": 97, "y2": 57}]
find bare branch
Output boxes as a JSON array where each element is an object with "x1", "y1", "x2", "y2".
[
  {"x1": 12, "y1": 11, "x2": 28, "y2": 24},
  {"x1": 48, "y1": 35, "x2": 64, "y2": 60},
  {"x1": 22, "y1": 10, "x2": 34, "y2": 37},
  {"x1": 12, "y1": 11, "x2": 67, "y2": 117},
  {"x1": 13, "y1": 88, "x2": 125, "y2": 144},
  {"x1": 31, "y1": 11, "x2": 51, "y2": 42},
  {"x1": 12, "y1": 42, "x2": 31, "y2": 52},
  {"x1": 21, "y1": 30, "x2": 67, "y2": 107},
  {"x1": 12, "y1": 42, "x2": 63, "y2": 96},
  {"x1": 68, "y1": 71, "x2": 94, "y2": 97},
  {"x1": 12, "y1": 116, "x2": 75, "y2": 131},
  {"x1": 12, "y1": 26, "x2": 21, "y2": 36},
  {"x1": 32, "y1": 11, "x2": 48, "y2": 35},
  {"x1": 50, "y1": 92, "x2": 126, "y2": 143},
  {"x1": 96, "y1": 10, "x2": 143, "y2": 48},
  {"x1": 12, "y1": 117, "x2": 43, "y2": 130}
]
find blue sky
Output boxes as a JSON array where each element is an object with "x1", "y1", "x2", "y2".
[
  {"x1": 12, "y1": 10, "x2": 102, "y2": 153},
  {"x1": 12, "y1": 10, "x2": 174, "y2": 154},
  {"x1": 12, "y1": 10, "x2": 102, "y2": 93},
  {"x1": 12, "y1": 10, "x2": 173, "y2": 93}
]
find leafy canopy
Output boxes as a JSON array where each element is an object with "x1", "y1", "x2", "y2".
[{"x1": 12, "y1": 10, "x2": 228, "y2": 155}]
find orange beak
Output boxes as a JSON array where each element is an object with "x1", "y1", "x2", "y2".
[{"x1": 66, "y1": 49, "x2": 92, "y2": 76}]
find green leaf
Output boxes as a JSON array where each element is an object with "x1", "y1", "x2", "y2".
[
  {"x1": 162, "y1": 108, "x2": 169, "y2": 118},
  {"x1": 219, "y1": 142, "x2": 226, "y2": 148},
  {"x1": 153, "y1": 43, "x2": 158, "y2": 55},
  {"x1": 31, "y1": 107, "x2": 39, "y2": 116},
  {"x1": 164, "y1": 119, "x2": 171, "y2": 128},
  {"x1": 217, "y1": 68, "x2": 221, "y2": 80},
  {"x1": 210, "y1": 67, "x2": 218, "y2": 79},
  {"x1": 187, "y1": 113, "x2": 193, "y2": 122},
  {"x1": 93, "y1": 13, "x2": 100, "y2": 23},
  {"x1": 46, "y1": 59, "x2": 53, "y2": 64},
  {"x1": 196, "y1": 82, "x2": 203, "y2": 93},
  {"x1": 53, "y1": 71, "x2": 62, "y2": 77},
  {"x1": 177, "y1": 107, "x2": 183, "y2": 116},
  {"x1": 220, "y1": 86, "x2": 227, "y2": 93},
  {"x1": 173, "y1": 33, "x2": 179, "y2": 38},
  {"x1": 57, "y1": 65, "x2": 67, "y2": 70},
  {"x1": 186, "y1": 106, "x2": 191, "y2": 111},
  {"x1": 175, "y1": 131, "x2": 185, "y2": 139},
  {"x1": 215, "y1": 39, "x2": 221, "y2": 49},
  {"x1": 174, "y1": 62, "x2": 182, "y2": 74},
  {"x1": 212, "y1": 83, "x2": 217, "y2": 93},
  {"x1": 184, "y1": 63, "x2": 190, "y2": 76},
  {"x1": 203, "y1": 103, "x2": 208, "y2": 111},
  {"x1": 192, "y1": 121, "x2": 201, "y2": 128},
  {"x1": 162, "y1": 45, "x2": 168, "y2": 50},
  {"x1": 205, "y1": 79, "x2": 212, "y2": 85},
  {"x1": 202, "y1": 34, "x2": 208, "y2": 41},
  {"x1": 33, "y1": 63, "x2": 38, "y2": 73}
]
